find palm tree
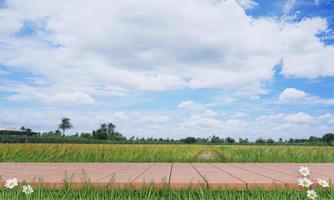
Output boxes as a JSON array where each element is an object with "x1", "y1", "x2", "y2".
[
  {"x1": 58, "y1": 118, "x2": 73, "y2": 135},
  {"x1": 107, "y1": 123, "x2": 115, "y2": 136}
]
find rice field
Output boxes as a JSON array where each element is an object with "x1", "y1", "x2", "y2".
[{"x1": 0, "y1": 144, "x2": 334, "y2": 163}]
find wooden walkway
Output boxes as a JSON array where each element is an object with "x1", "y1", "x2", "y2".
[{"x1": 0, "y1": 163, "x2": 333, "y2": 190}]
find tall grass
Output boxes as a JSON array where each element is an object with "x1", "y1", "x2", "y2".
[
  {"x1": 0, "y1": 144, "x2": 205, "y2": 162},
  {"x1": 1, "y1": 187, "x2": 334, "y2": 200},
  {"x1": 214, "y1": 145, "x2": 334, "y2": 163},
  {"x1": 0, "y1": 144, "x2": 334, "y2": 162}
]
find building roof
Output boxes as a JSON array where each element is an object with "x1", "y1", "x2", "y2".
[{"x1": 0, "y1": 130, "x2": 39, "y2": 136}]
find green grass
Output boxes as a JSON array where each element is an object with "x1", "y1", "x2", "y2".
[
  {"x1": 214, "y1": 145, "x2": 334, "y2": 162},
  {"x1": 1, "y1": 144, "x2": 334, "y2": 162},
  {"x1": 1, "y1": 187, "x2": 334, "y2": 200}
]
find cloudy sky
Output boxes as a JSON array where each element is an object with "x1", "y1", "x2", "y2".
[{"x1": 0, "y1": 0, "x2": 334, "y2": 140}]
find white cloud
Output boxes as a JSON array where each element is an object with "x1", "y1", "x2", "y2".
[
  {"x1": 137, "y1": 114, "x2": 170, "y2": 124},
  {"x1": 1, "y1": 105, "x2": 333, "y2": 140},
  {"x1": 213, "y1": 96, "x2": 236, "y2": 104},
  {"x1": 51, "y1": 92, "x2": 95, "y2": 105},
  {"x1": 203, "y1": 110, "x2": 219, "y2": 117},
  {"x1": 0, "y1": 0, "x2": 333, "y2": 105},
  {"x1": 7, "y1": 85, "x2": 95, "y2": 106},
  {"x1": 279, "y1": 88, "x2": 307, "y2": 101},
  {"x1": 178, "y1": 111, "x2": 334, "y2": 139},
  {"x1": 279, "y1": 88, "x2": 334, "y2": 105},
  {"x1": 178, "y1": 101, "x2": 205, "y2": 110},
  {"x1": 232, "y1": 112, "x2": 248, "y2": 118},
  {"x1": 283, "y1": 0, "x2": 296, "y2": 17},
  {"x1": 235, "y1": 0, "x2": 258, "y2": 10},
  {"x1": 317, "y1": 98, "x2": 334, "y2": 105},
  {"x1": 284, "y1": 112, "x2": 313, "y2": 123},
  {"x1": 0, "y1": 124, "x2": 12, "y2": 130},
  {"x1": 113, "y1": 112, "x2": 129, "y2": 120}
]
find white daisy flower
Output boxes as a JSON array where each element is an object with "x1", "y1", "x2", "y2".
[
  {"x1": 298, "y1": 177, "x2": 313, "y2": 188},
  {"x1": 299, "y1": 166, "x2": 311, "y2": 177},
  {"x1": 4, "y1": 178, "x2": 18, "y2": 189},
  {"x1": 317, "y1": 179, "x2": 330, "y2": 188},
  {"x1": 307, "y1": 189, "x2": 317, "y2": 199},
  {"x1": 22, "y1": 184, "x2": 34, "y2": 195}
]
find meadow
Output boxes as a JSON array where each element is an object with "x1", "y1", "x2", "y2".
[{"x1": 0, "y1": 144, "x2": 334, "y2": 163}]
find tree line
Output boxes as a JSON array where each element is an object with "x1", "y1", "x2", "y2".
[{"x1": 1, "y1": 117, "x2": 334, "y2": 145}]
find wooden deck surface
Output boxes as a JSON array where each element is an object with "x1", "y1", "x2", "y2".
[{"x1": 0, "y1": 163, "x2": 333, "y2": 189}]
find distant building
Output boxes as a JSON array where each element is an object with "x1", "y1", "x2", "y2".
[{"x1": 0, "y1": 129, "x2": 39, "y2": 136}]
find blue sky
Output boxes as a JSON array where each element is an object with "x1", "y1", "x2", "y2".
[{"x1": 0, "y1": 0, "x2": 333, "y2": 140}]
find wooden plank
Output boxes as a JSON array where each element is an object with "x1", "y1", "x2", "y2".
[
  {"x1": 169, "y1": 163, "x2": 206, "y2": 189},
  {"x1": 230, "y1": 164, "x2": 298, "y2": 188},
  {"x1": 257, "y1": 164, "x2": 334, "y2": 187},
  {"x1": 212, "y1": 163, "x2": 284, "y2": 189},
  {"x1": 131, "y1": 163, "x2": 171, "y2": 189},
  {"x1": 93, "y1": 163, "x2": 153, "y2": 188},
  {"x1": 1, "y1": 163, "x2": 333, "y2": 190},
  {"x1": 192, "y1": 163, "x2": 246, "y2": 189},
  {"x1": 1, "y1": 163, "x2": 130, "y2": 189}
]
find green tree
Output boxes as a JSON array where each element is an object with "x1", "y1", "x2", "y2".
[
  {"x1": 80, "y1": 133, "x2": 92, "y2": 139},
  {"x1": 181, "y1": 137, "x2": 197, "y2": 144},
  {"x1": 255, "y1": 138, "x2": 266, "y2": 144},
  {"x1": 95, "y1": 129, "x2": 108, "y2": 140},
  {"x1": 108, "y1": 123, "x2": 116, "y2": 135},
  {"x1": 266, "y1": 139, "x2": 275, "y2": 144},
  {"x1": 239, "y1": 138, "x2": 248, "y2": 144},
  {"x1": 225, "y1": 137, "x2": 235, "y2": 144},
  {"x1": 322, "y1": 133, "x2": 334, "y2": 144},
  {"x1": 55, "y1": 130, "x2": 62, "y2": 135},
  {"x1": 210, "y1": 135, "x2": 221, "y2": 143},
  {"x1": 58, "y1": 118, "x2": 73, "y2": 135},
  {"x1": 93, "y1": 123, "x2": 125, "y2": 140}
]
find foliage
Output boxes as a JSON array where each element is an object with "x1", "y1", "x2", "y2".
[
  {"x1": 58, "y1": 118, "x2": 73, "y2": 135},
  {"x1": 322, "y1": 133, "x2": 334, "y2": 144},
  {"x1": 20, "y1": 126, "x2": 32, "y2": 132},
  {"x1": 80, "y1": 133, "x2": 92, "y2": 139},
  {"x1": 92, "y1": 123, "x2": 126, "y2": 140},
  {"x1": 225, "y1": 137, "x2": 235, "y2": 144},
  {"x1": 181, "y1": 137, "x2": 197, "y2": 144},
  {"x1": 1, "y1": 132, "x2": 334, "y2": 146},
  {"x1": 238, "y1": 138, "x2": 248, "y2": 144},
  {"x1": 210, "y1": 135, "x2": 223, "y2": 143},
  {"x1": 255, "y1": 138, "x2": 266, "y2": 144}
]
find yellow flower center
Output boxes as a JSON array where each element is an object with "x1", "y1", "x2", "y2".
[{"x1": 9, "y1": 182, "x2": 14, "y2": 187}]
